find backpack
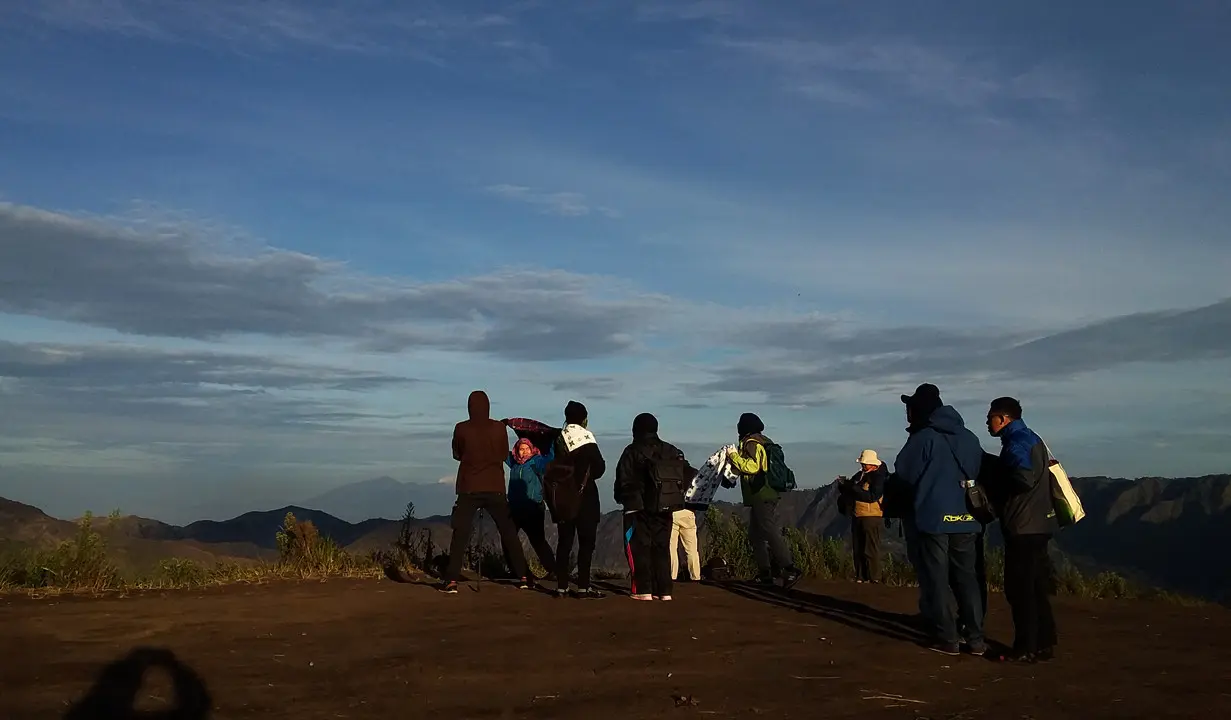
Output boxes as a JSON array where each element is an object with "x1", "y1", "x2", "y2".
[
  {"x1": 645, "y1": 443, "x2": 688, "y2": 513},
  {"x1": 760, "y1": 440, "x2": 797, "y2": 492},
  {"x1": 542, "y1": 445, "x2": 588, "y2": 523}
]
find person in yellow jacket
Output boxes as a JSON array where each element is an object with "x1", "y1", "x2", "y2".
[
  {"x1": 836, "y1": 449, "x2": 889, "y2": 583},
  {"x1": 726, "y1": 413, "x2": 802, "y2": 588}
]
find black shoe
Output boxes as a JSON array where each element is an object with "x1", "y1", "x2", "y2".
[
  {"x1": 1033, "y1": 647, "x2": 1055, "y2": 663},
  {"x1": 438, "y1": 581, "x2": 458, "y2": 594},
  {"x1": 781, "y1": 567, "x2": 803, "y2": 589},
  {"x1": 755, "y1": 575, "x2": 774, "y2": 586},
  {"x1": 570, "y1": 587, "x2": 606, "y2": 599},
  {"x1": 926, "y1": 642, "x2": 961, "y2": 657},
  {"x1": 553, "y1": 588, "x2": 568, "y2": 599}
]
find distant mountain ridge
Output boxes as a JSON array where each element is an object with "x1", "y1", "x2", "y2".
[
  {"x1": 299, "y1": 476, "x2": 457, "y2": 521},
  {"x1": 3, "y1": 474, "x2": 1228, "y2": 602}
]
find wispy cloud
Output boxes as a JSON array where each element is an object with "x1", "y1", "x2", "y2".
[
  {"x1": 484, "y1": 184, "x2": 621, "y2": 218},
  {"x1": 0, "y1": 202, "x2": 655, "y2": 361}
]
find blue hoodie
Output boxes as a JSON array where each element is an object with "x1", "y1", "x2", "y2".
[
  {"x1": 506, "y1": 444, "x2": 555, "y2": 505},
  {"x1": 893, "y1": 405, "x2": 984, "y2": 535}
]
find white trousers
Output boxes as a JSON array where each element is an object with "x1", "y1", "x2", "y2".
[{"x1": 670, "y1": 509, "x2": 701, "y2": 581}]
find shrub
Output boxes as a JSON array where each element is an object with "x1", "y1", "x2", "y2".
[{"x1": 275, "y1": 512, "x2": 376, "y2": 578}]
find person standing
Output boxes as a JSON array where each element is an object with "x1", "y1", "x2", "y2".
[
  {"x1": 669, "y1": 508, "x2": 701, "y2": 582},
  {"x1": 726, "y1": 413, "x2": 802, "y2": 588},
  {"x1": 441, "y1": 390, "x2": 532, "y2": 594},
  {"x1": 544, "y1": 400, "x2": 606, "y2": 599},
  {"x1": 985, "y1": 397, "x2": 1059, "y2": 663},
  {"x1": 504, "y1": 438, "x2": 557, "y2": 580},
  {"x1": 894, "y1": 384, "x2": 987, "y2": 656},
  {"x1": 838, "y1": 450, "x2": 888, "y2": 583},
  {"x1": 615, "y1": 413, "x2": 694, "y2": 601}
]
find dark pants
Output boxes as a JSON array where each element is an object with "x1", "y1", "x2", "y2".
[
  {"x1": 624, "y1": 510, "x2": 672, "y2": 597},
  {"x1": 555, "y1": 489, "x2": 601, "y2": 591},
  {"x1": 852, "y1": 516, "x2": 883, "y2": 582},
  {"x1": 748, "y1": 497, "x2": 794, "y2": 578},
  {"x1": 508, "y1": 501, "x2": 556, "y2": 577},
  {"x1": 1004, "y1": 533, "x2": 1058, "y2": 655},
  {"x1": 444, "y1": 493, "x2": 528, "y2": 583},
  {"x1": 917, "y1": 532, "x2": 985, "y2": 646}
]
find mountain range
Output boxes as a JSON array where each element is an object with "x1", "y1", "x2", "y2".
[{"x1": 3, "y1": 474, "x2": 1228, "y2": 603}]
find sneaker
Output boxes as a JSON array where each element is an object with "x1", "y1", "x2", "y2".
[
  {"x1": 553, "y1": 589, "x2": 568, "y2": 599},
  {"x1": 755, "y1": 576, "x2": 774, "y2": 586},
  {"x1": 518, "y1": 577, "x2": 535, "y2": 590},
  {"x1": 630, "y1": 593, "x2": 654, "y2": 601},
  {"x1": 927, "y1": 642, "x2": 961, "y2": 657},
  {"x1": 1034, "y1": 647, "x2": 1055, "y2": 663},
  {"x1": 781, "y1": 567, "x2": 803, "y2": 590},
  {"x1": 438, "y1": 581, "x2": 458, "y2": 594},
  {"x1": 570, "y1": 587, "x2": 606, "y2": 599},
  {"x1": 965, "y1": 641, "x2": 989, "y2": 657},
  {"x1": 659, "y1": 595, "x2": 673, "y2": 601}
]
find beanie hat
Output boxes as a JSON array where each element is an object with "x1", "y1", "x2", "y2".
[
  {"x1": 564, "y1": 400, "x2": 588, "y2": 426},
  {"x1": 632, "y1": 412, "x2": 659, "y2": 436},
  {"x1": 737, "y1": 412, "x2": 765, "y2": 437}
]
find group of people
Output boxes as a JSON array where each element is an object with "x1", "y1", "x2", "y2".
[
  {"x1": 444, "y1": 392, "x2": 802, "y2": 601},
  {"x1": 834, "y1": 383, "x2": 1060, "y2": 663},
  {"x1": 445, "y1": 382, "x2": 1061, "y2": 664}
]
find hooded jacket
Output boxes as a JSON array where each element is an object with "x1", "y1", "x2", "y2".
[
  {"x1": 615, "y1": 430, "x2": 695, "y2": 513},
  {"x1": 892, "y1": 405, "x2": 984, "y2": 535},
  {"x1": 506, "y1": 441, "x2": 555, "y2": 505},
  {"x1": 990, "y1": 419, "x2": 1058, "y2": 537},
  {"x1": 451, "y1": 390, "x2": 510, "y2": 495}
]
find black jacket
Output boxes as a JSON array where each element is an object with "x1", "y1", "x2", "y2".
[
  {"x1": 544, "y1": 435, "x2": 605, "y2": 523},
  {"x1": 614, "y1": 433, "x2": 694, "y2": 513},
  {"x1": 846, "y1": 464, "x2": 888, "y2": 503},
  {"x1": 983, "y1": 420, "x2": 1057, "y2": 537}
]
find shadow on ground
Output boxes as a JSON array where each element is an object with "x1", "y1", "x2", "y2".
[
  {"x1": 63, "y1": 646, "x2": 212, "y2": 719},
  {"x1": 716, "y1": 581, "x2": 928, "y2": 645}
]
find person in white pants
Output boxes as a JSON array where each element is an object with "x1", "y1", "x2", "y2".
[{"x1": 670, "y1": 508, "x2": 701, "y2": 581}]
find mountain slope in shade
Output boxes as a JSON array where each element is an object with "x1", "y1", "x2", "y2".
[{"x1": 300, "y1": 477, "x2": 457, "y2": 522}]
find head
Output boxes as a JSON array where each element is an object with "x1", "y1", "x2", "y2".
[
  {"x1": 901, "y1": 383, "x2": 942, "y2": 426},
  {"x1": 467, "y1": 390, "x2": 490, "y2": 420},
  {"x1": 632, "y1": 412, "x2": 659, "y2": 438},
  {"x1": 564, "y1": 400, "x2": 588, "y2": 428},
  {"x1": 856, "y1": 449, "x2": 881, "y2": 473},
  {"x1": 986, "y1": 396, "x2": 1023, "y2": 437},
  {"x1": 513, "y1": 438, "x2": 539, "y2": 463},
  {"x1": 737, "y1": 412, "x2": 764, "y2": 438}
]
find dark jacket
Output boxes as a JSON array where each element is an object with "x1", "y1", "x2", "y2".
[
  {"x1": 842, "y1": 463, "x2": 888, "y2": 518},
  {"x1": 991, "y1": 419, "x2": 1058, "y2": 536},
  {"x1": 544, "y1": 427, "x2": 605, "y2": 523},
  {"x1": 451, "y1": 390, "x2": 509, "y2": 495},
  {"x1": 615, "y1": 432, "x2": 694, "y2": 513},
  {"x1": 893, "y1": 405, "x2": 984, "y2": 535}
]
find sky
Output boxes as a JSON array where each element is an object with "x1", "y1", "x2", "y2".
[{"x1": 1, "y1": 0, "x2": 1229, "y2": 524}]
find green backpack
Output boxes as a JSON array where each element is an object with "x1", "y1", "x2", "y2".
[{"x1": 760, "y1": 440, "x2": 797, "y2": 492}]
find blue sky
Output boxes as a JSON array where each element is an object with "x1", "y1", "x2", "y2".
[{"x1": 1, "y1": 1, "x2": 1229, "y2": 523}]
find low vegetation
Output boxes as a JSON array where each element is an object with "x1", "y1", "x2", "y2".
[{"x1": 0, "y1": 504, "x2": 1204, "y2": 605}]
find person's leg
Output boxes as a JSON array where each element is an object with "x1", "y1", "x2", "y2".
[
  {"x1": 1003, "y1": 533, "x2": 1032, "y2": 654},
  {"x1": 516, "y1": 502, "x2": 556, "y2": 576},
  {"x1": 624, "y1": 512, "x2": 653, "y2": 597},
  {"x1": 669, "y1": 513, "x2": 682, "y2": 581},
  {"x1": 1033, "y1": 535, "x2": 1058, "y2": 653},
  {"x1": 484, "y1": 495, "x2": 528, "y2": 580},
  {"x1": 864, "y1": 518, "x2": 883, "y2": 583},
  {"x1": 680, "y1": 511, "x2": 701, "y2": 581},
  {"x1": 444, "y1": 494, "x2": 480, "y2": 583},
  {"x1": 947, "y1": 532, "x2": 985, "y2": 648},
  {"x1": 975, "y1": 530, "x2": 988, "y2": 625},
  {"x1": 851, "y1": 521, "x2": 867, "y2": 581},
  {"x1": 917, "y1": 532, "x2": 957, "y2": 646},
  {"x1": 650, "y1": 512, "x2": 674, "y2": 598},
  {"x1": 575, "y1": 494, "x2": 600, "y2": 591},
  {"x1": 746, "y1": 502, "x2": 772, "y2": 579},
  {"x1": 555, "y1": 520, "x2": 576, "y2": 592},
  {"x1": 903, "y1": 517, "x2": 929, "y2": 619},
  {"x1": 753, "y1": 497, "x2": 794, "y2": 575}
]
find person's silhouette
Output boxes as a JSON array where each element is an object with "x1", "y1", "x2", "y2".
[{"x1": 64, "y1": 646, "x2": 212, "y2": 720}]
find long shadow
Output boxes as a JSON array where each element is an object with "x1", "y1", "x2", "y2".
[
  {"x1": 63, "y1": 646, "x2": 212, "y2": 719},
  {"x1": 716, "y1": 581, "x2": 928, "y2": 645}
]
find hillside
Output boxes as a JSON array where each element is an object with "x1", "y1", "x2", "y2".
[{"x1": 3, "y1": 473, "x2": 1229, "y2": 600}]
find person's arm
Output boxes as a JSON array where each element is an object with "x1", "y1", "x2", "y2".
[
  {"x1": 849, "y1": 470, "x2": 884, "y2": 503},
  {"x1": 1000, "y1": 437, "x2": 1041, "y2": 494},
  {"x1": 727, "y1": 441, "x2": 764, "y2": 475},
  {"x1": 614, "y1": 446, "x2": 638, "y2": 507},
  {"x1": 452, "y1": 425, "x2": 463, "y2": 462},
  {"x1": 893, "y1": 436, "x2": 927, "y2": 487},
  {"x1": 589, "y1": 445, "x2": 606, "y2": 481}
]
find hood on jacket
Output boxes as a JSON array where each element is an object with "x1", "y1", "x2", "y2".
[
  {"x1": 564, "y1": 400, "x2": 588, "y2": 426},
  {"x1": 926, "y1": 405, "x2": 969, "y2": 435},
  {"x1": 632, "y1": 412, "x2": 659, "y2": 439},
  {"x1": 467, "y1": 390, "x2": 490, "y2": 420},
  {"x1": 737, "y1": 412, "x2": 764, "y2": 438}
]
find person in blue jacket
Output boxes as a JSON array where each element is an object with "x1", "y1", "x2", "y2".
[
  {"x1": 894, "y1": 383, "x2": 987, "y2": 657},
  {"x1": 505, "y1": 437, "x2": 557, "y2": 579}
]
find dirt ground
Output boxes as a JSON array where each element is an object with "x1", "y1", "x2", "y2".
[{"x1": 2, "y1": 577, "x2": 1229, "y2": 719}]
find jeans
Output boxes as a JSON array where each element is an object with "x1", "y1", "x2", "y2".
[
  {"x1": 748, "y1": 497, "x2": 793, "y2": 578},
  {"x1": 445, "y1": 493, "x2": 528, "y2": 583},
  {"x1": 1004, "y1": 533, "x2": 1058, "y2": 654},
  {"x1": 917, "y1": 532, "x2": 985, "y2": 646}
]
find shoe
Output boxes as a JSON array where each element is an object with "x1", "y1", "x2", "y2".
[
  {"x1": 926, "y1": 642, "x2": 961, "y2": 657},
  {"x1": 660, "y1": 595, "x2": 673, "y2": 601},
  {"x1": 755, "y1": 576, "x2": 774, "y2": 586},
  {"x1": 570, "y1": 587, "x2": 605, "y2": 599},
  {"x1": 781, "y1": 567, "x2": 803, "y2": 590},
  {"x1": 965, "y1": 641, "x2": 989, "y2": 657},
  {"x1": 518, "y1": 577, "x2": 535, "y2": 590},
  {"x1": 553, "y1": 589, "x2": 568, "y2": 599},
  {"x1": 630, "y1": 593, "x2": 654, "y2": 601},
  {"x1": 438, "y1": 581, "x2": 458, "y2": 594},
  {"x1": 1034, "y1": 647, "x2": 1055, "y2": 663}
]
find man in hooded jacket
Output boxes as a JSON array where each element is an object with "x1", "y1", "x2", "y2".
[
  {"x1": 894, "y1": 383, "x2": 987, "y2": 656},
  {"x1": 726, "y1": 413, "x2": 802, "y2": 587},
  {"x1": 615, "y1": 413, "x2": 695, "y2": 601},
  {"x1": 545, "y1": 400, "x2": 607, "y2": 599},
  {"x1": 441, "y1": 390, "x2": 531, "y2": 593}
]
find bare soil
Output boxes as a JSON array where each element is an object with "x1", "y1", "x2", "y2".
[{"x1": 2, "y1": 577, "x2": 1229, "y2": 719}]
